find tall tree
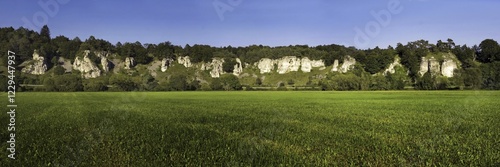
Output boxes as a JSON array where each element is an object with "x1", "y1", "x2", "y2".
[
  {"x1": 40, "y1": 25, "x2": 51, "y2": 43},
  {"x1": 478, "y1": 39, "x2": 500, "y2": 63}
]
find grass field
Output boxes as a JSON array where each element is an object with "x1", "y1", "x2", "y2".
[{"x1": 1, "y1": 91, "x2": 499, "y2": 166}]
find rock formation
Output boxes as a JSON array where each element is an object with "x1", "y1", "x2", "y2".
[
  {"x1": 339, "y1": 56, "x2": 356, "y2": 73},
  {"x1": 384, "y1": 57, "x2": 402, "y2": 74},
  {"x1": 276, "y1": 56, "x2": 301, "y2": 74},
  {"x1": 21, "y1": 50, "x2": 47, "y2": 75},
  {"x1": 331, "y1": 60, "x2": 340, "y2": 72},
  {"x1": 257, "y1": 58, "x2": 275, "y2": 74},
  {"x1": 441, "y1": 59, "x2": 458, "y2": 77},
  {"x1": 301, "y1": 58, "x2": 326, "y2": 72},
  {"x1": 208, "y1": 58, "x2": 225, "y2": 78},
  {"x1": 101, "y1": 57, "x2": 110, "y2": 72},
  {"x1": 177, "y1": 56, "x2": 192, "y2": 68},
  {"x1": 233, "y1": 58, "x2": 243, "y2": 76},
  {"x1": 161, "y1": 58, "x2": 174, "y2": 72},
  {"x1": 124, "y1": 57, "x2": 135, "y2": 69},
  {"x1": 419, "y1": 54, "x2": 460, "y2": 77},
  {"x1": 73, "y1": 50, "x2": 101, "y2": 79}
]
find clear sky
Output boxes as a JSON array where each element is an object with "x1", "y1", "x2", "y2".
[{"x1": 1, "y1": 0, "x2": 499, "y2": 49}]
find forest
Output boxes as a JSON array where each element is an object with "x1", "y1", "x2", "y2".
[{"x1": 1, "y1": 25, "x2": 500, "y2": 91}]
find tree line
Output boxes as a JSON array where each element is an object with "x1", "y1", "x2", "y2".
[{"x1": 0, "y1": 26, "x2": 500, "y2": 91}]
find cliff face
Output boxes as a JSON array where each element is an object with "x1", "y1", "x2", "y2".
[
  {"x1": 177, "y1": 56, "x2": 192, "y2": 68},
  {"x1": 255, "y1": 56, "x2": 330, "y2": 74},
  {"x1": 384, "y1": 56, "x2": 402, "y2": 74},
  {"x1": 419, "y1": 53, "x2": 460, "y2": 77},
  {"x1": 73, "y1": 50, "x2": 101, "y2": 79},
  {"x1": 331, "y1": 56, "x2": 356, "y2": 73},
  {"x1": 21, "y1": 50, "x2": 48, "y2": 75}
]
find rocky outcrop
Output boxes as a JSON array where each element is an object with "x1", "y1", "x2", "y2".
[
  {"x1": 161, "y1": 58, "x2": 174, "y2": 72},
  {"x1": 124, "y1": 57, "x2": 135, "y2": 69},
  {"x1": 21, "y1": 50, "x2": 47, "y2": 75},
  {"x1": 101, "y1": 57, "x2": 110, "y2": 72},
  {"x1": 301, "y1": 57, "x2": 313, "y2": 73},
  {"x1": 73, "y1": 50, "x2": 101, "y2": 79},
  {"x1": 177, "y1": 56, "x2": 192, "y2": 68},
  {"x1": 96, "y1": 51, "x2": 111, "y2": 72},
  {"x1": 339, "y1": 56, "x2": 356, "y2": 73},
  {"x1": 384, "y1": 57, "x2": 402, "y2": 74},
  {"x1": 209, "y1": 58, "x2": 225, "y2": 78},
  {"x1": 419, "y1": 54, "x2": 460, "y2": 77},
  {"x1": 233, "y1": 58, "x2": 243, "y2": 76},
  {"x1": 276, "y1": 56, "x2": 301, "y2": 74},
  {"x1": 331, "y1": 60, "x2": 340, "y2": 72},
  {"x1": 257, "y1": 58, "x2": 275, "y2": 74},
  {"x1": 301, "y1": 58, "x2": 326, "y2": 72},
  {"x1": 311, "y1": 60, "x2": 326, "y2": 70},
  {"x1": 441, "y1": 59, "x2": 458, "y2": 77}
]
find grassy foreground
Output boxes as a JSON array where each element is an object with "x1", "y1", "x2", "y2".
[{"x1": 0, "y1": 91, "x2": 499, "y2": 166}]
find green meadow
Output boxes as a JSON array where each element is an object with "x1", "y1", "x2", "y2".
[{"x1": 1, "y1": 91, "x2": 499, "y2": 166}]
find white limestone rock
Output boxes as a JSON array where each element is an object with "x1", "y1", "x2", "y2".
[
  {"x1": 21, "y1": 50, "x2": 47, "y2": 75},
  {"x1": 384, "y1": 57, "x2": 402, "y2": 74},
  {"x1": 73, "y1": 50, "x2": 101, "y2": 79},
  {"x1": 233, "y1": 58, "x2": 243, "y2": 76},
  {"x1": 331, "y1": 59, "x2": 340, "y2": 72},
  {"x1": 124, "y1": 57, "x2": 135, "y2": 70},
  {"x1": 161, "y1": 58, "x2": 174, "y2": 72},
  {"x1": 311, "y1": 59, "x2": 326, "y2": 70},
  {"x1": 339, "y1": 56, "x2": 356, "y2": 73},
  {"x1": 177, "y1": 56, "x2": 192, "y2": 68},
  {"x1": 209, "y1": 58, "x2": 225, "y2": 78},
  {"x1": 257, "y1": 58, "x2": 275, "y2": 74},
  {"x1": 101, "y1": 57, "x2": 110, "y2": 72},
  {"x1": 276, "y1": 56, "x2": 301, "y2": 74},
  {"x1": 441, "y1": 59, "x2": 457, "y2": 77},
  {"x1": 301, "y1": 57, "x2": 313, "y2": 73}
]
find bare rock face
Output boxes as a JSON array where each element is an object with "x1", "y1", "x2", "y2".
[
  {"x1": 101, "y1": 57, "x2": 110, "y2": 72},
  {"x1": 124, "y1": 57, "x2": 135, "y2": 69},
  {"x1": 257, "y1": 58, "x2": 275, "y2": 74},
  {"x1": 233, "y1": 58, "x2": 243, "y2": 76},
  {"x1": 441, "y1": 59, "x2": 458, "y2": 77},
  {"x1": 331, "y1": 59, "x2": 340, "y2": 72},
  {"x1": 177, "y1": 56, "x2": 192, "y2": 68},
  {"x1": 96, "y1": 51, "x2": 110, "y2": 72},
  {"x1": 419, "y1": 57, "x2": 440, "y2": 76},
  {"x1": 21, "y1": 50, "x2": 47, "y2": 75},
  {"x1": 161, "y1": 58, "x2": 174, "y2": 72},
  {"x1": 301, "y1": 57, "x2": 313, "y2": 72},
  {"x1": 384, "y1": 57, "x2": 402, "y2": 74},
  {"x1": 73, "y1": 50, "x2": 101, "y2": 79},
  {"x1": 339, "y1": 56, "x2": 356, "y2": 73},
  {"x1": 276, "y1": 56, "x2": 301, "y2": 74},
  {"x1": 209, "y1": 58, "x2": 225, "y2": 78},
  {"x1": 419, "y1": 53, "x2": 460, "y2": 77},
  {"x1": 311, "y1": 60, "x2": 326, "y2": 70}
]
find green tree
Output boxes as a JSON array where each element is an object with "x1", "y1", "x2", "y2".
[
  {"x1": 210, "y1": 78, "x2": 223, "y2": 90},
  {"x1": 220, "y1": 75, "x2": 242, "y2": 91},
  {"x1": 478, "y1": 39, "x2": 500, "y2": 63},
  {"x1": 167, "y1": 74, "x2": 188, "y2": 91},
  {"x1": 222, "y1": 58, "x2": 237, "y2": 73},
  {"x1": 40, "y1": 25, "x2": 51, "y2": 43},
  {"x1": 84, "y1": 79, "x2": 108, "y2": 91}
]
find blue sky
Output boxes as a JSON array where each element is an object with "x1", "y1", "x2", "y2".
[{"x1": 1, "y1": 0, "x2": 499, "y2": 49}]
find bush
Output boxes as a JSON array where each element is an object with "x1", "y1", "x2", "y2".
[{"x1": 84, "y1": 79, "x2": 108, "y2": 92}]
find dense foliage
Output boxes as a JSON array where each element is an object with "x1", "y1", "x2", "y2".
[{"x1": 1, "y1": 26, "x2": 500, "y2": 91}]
